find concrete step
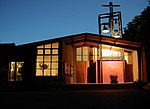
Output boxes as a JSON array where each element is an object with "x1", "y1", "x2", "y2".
[
  {"x1": 1, "y1": 82, "x2": 147, "y2": 91},
  {"x1": 63, "y1": 83, "x2": 138, "y2": 90}
]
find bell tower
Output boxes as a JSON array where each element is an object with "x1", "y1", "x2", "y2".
[{"x1": 98, "y1": 2, "x2": 123, "y2": 38}]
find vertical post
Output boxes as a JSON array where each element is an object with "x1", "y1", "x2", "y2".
[
  {"x1": 138, "y1": 49, "x2": 142, "y2": 82},
  {"x1": 118, "y1": 12, "x2": 123, "y2": 38},
  {"x1": 109, "y1": 2, "x2": 114, "y2": 37},
  {"x1": 14, "y1": 62, "x2": 17, "y2": 81},
  {"x1": 98, "y1": 15, "x2": 101, "y2": 35}
]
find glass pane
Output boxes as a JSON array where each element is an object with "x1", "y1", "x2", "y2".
[
  {"x1": 36, "y1": 69, "x2": 43, "y2": 76},
  {"x1": 44, "y1": 62, "x2": 50, "y2": 69},
  {"x1": 45, "y1": 44, "x2": 51, "y2": 48},
  {"x1": 93, "y1": 47, "x2": 97, "y2": 56},
  {"x1": 118, "y1": 52, "x2": 121, "y2": 57},
  {"x1": 38, "y1": 62, "x2": 45, "y2": 70},
  {"x1": 37, "y1": 49, "x2": 43, "y2": 54},
  {"x1": 10, "y1": 62, "x2": 15, "y2": 81},
  {"x1": 83, "y1": 47, "x2": 88, "y2": 55},
  {"x1": 112, "y1": 51, "x2": 119, "y2": 57},
  {"x1": 52, "y1": 42, "x2": 59, "y2": 48},
  {"x1": 45, "y1": 49, "x2": 51, "y2": 54},
  {"x1": 102, "y1": 49, "x2": 112, "y2": 57},
  {"x1": 52, "y1": 62, "x2": 58, "y2": 68},
  {"x1": 44, "y1": 69, "x2": 50, "y2": 76},
  {"x1": 83, "y1": 56, "x2": 88, "y2": 61},
  {"x1": 36, "y1": 56, "x2": 43, "y2": 61},
  {"x1": 102, "y1": 45, "x2": 122, "y2": 58},
  {"x1": 38, "y1": 62, "x2": 49, "y2": 70},
  {"x1": 36, "y1": 62, "x2": 42, "y2": 69},
  {"x1": 52, "y1": 56, "x2": 58, "y2": 61},
  {"x1": 51, "y1": 69, "x2": 58, "y2": 76},
  {"x1": 44, "y1": 56, "x2": 51, "y2": 61},
  {"x1": 76, "y1": 48, "x2": 81, "y2": 55},
  {"x1": 76, "y1": 56, "x2": 81, "y2": 61},
  {"x1": 52, "y1": 49, "x2": 58, "y2": 54},
  {"x1": 16, "y1": 62, "x2": 24, "y2": 81},
  {"x1": 37, "y1": 45, "x2": 44, "y2": 48}
]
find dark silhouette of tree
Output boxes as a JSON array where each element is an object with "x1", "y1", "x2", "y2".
[
  {"x1": 123, "y1": 5, "x2": 150, "y2": 81},
  {"x1": 123, "y1": 6, "x2": 150, "y2": 43}
]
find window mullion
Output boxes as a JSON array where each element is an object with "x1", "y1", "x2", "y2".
[{"x1": 43, "y1": 47, "x2": 45, "y2": 76}]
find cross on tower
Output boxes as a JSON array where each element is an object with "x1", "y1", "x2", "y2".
[{"x1": 102, "y1": 2, "x2": 120, "y2": 12}]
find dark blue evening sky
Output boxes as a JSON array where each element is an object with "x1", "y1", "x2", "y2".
[{"x1": 0, "y1": 0, "x2": 149, "y2": 45}]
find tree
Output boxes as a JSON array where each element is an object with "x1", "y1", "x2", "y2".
[
  {"x1": 123, "y1": 6, "x2": 150, "y2": 43},
  {"x1": 123, "y1": 6, "x2": 150, "y2": 81}
]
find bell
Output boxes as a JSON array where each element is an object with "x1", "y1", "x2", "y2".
[
  {"x1": 101, "y1": 25, "x2": 109, "y2": 34},
  {"x1": 114, "y1": 29, "x2": 121, "y2": 38}
]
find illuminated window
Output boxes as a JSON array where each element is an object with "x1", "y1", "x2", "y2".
[
  {"x1": 36, "y1": 69, "x2": 42, "y2": 76},
  {"x1": 102, "y1": 45, "x2": 123, "y2": 60},
  {"x1": 52, "y1": 43, "x2": 59, "y2": 48},
  {"x1": 52, "y1": 49, "x2": 58, "y2": 54},
  {"x1": 76, "y1": 47, "x2": 100, "y2": 61},
  {"x1": 44, "y1": 69, "x2": 50, "y2": 76},
  {"x1": 37, "y1": 56, "x2": 43, "y2": 61},
  {"x1": 45, "y1": 49, "x2": 51, "y2": 54},
  {"x1": 83, "y1": 47, "x2": 88, "y2": 61},
  {"x1": 89, "y1": 47, "x2": 100, "y2": 61},
  {"x1": 36, "y1": 42, "x2": 59, "y2": 76},
  {"x1": 37, "y1": 45, "x2": 44, "y2": 48},
  {"x1": 76, "y1": 48, "x2": 82, "y2": 61},
  {"x1": 37, "y1": 49, "x2": 43, "y2": 54},
  {"x1": 52, "y1": 56, "x2": 58, "y2": 61},
  {"x1": 45, "y1": 44, "x2": 51, "y2": 48},
  {"x1": 9, "y1": 61, "x2": 24, "y2": 81},
  {"x1": 76, "y1": 47, "x2": 88, "y2": 61}
]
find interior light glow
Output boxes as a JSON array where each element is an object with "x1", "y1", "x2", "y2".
[{"x1": 102, "y1": 49, "x2": 112, "y2": 57}]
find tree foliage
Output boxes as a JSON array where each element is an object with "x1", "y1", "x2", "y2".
[
  {"x1": 123, "y1": 6, "x2": 150, "y2": 80},
  {"x1": 123, "y1": 6, "x2": 150, "y2": 45}
]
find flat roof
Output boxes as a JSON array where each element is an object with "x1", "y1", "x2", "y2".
[
  {"x1": 63, "y1": 33, "x2": 142, "y2": 50},
  {"x1": 17, "y1": 33, "x2": 142, "y2": 50}
]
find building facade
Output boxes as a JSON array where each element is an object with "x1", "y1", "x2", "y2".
[{"x1": 0, "y1": 33, "x2": 147, "y2": 86}]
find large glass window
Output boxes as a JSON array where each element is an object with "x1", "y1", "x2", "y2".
[
  {"x1": 36, "y1": 42, "x2": 59, "y2": 76},
  {"x1": 102, "y1": 44, "x2": 123, "y2": 60},
  {"x1": 76, "y1": 46, "x2": 100, "y2": 61}
]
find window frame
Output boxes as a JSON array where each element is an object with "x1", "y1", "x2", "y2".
[{"x1": 36, "y1": 42, "x2": 59, "y2": 76}]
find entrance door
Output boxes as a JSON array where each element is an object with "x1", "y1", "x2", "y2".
[{"x1": 102, "y1": 60, "x2": 124, "y2": 83}]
